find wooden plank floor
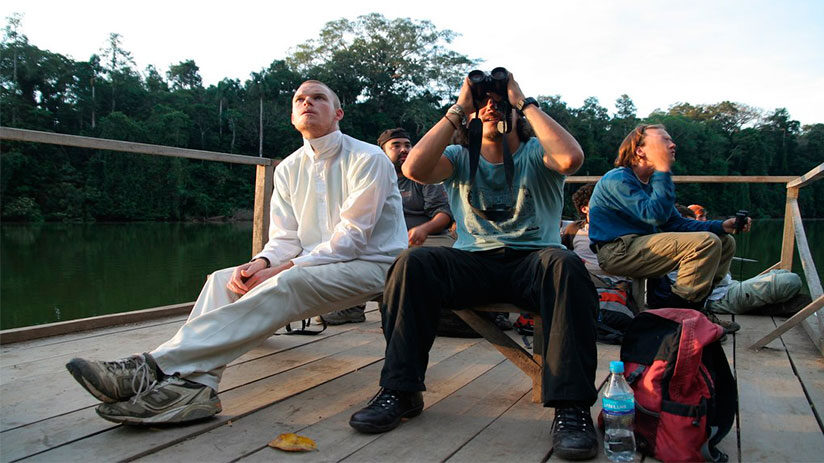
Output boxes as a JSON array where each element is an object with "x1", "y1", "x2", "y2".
[{"x1": 1, "y1": 308, "x2": 822, "y2": 462}]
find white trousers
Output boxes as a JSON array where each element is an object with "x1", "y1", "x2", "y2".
[{"x1": 150, "y1": 259, "x2": 390, "y2": 390}]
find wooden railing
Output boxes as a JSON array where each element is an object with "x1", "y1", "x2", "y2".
[
  {"x1": 750, "y1": 164, "x2": 824, "y2": 353},
  {"x1": 1, "y1": 127, "x2": 821, "y2": 354},
  {"x1": 0, "y1": 127, "x2": 276, "y2": 256}
]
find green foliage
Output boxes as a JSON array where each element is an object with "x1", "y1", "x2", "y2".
[
  {"x1": 0, "y1": 14, "x2": 821, "y2": 223},
  {"x1": 287, "y1": 13, "x2": 476, "y2": 105}
]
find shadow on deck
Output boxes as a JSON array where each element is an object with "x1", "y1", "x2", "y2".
[{"x1": 1, "y1": 305, "x2": 823, "y2": 462}]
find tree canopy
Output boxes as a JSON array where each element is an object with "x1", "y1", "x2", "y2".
[{"x1": 1, "y1": 13, "x2": 822, "y2": 223}]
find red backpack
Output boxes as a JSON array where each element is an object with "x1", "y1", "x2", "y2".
[{"x1": 606, "y1": 308, "x2": 737, "y2": 463}]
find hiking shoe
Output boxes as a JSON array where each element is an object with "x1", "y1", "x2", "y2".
[
  {"x1": 704, "y1": 310, "x2": 741, "y2": 334},
  {"x1": 514, "y1": 313, "x2": 534, "y2": 336},
  {"x1": 493, "y1": 312, "x2": 513, "y2": 331},
  {"x1": 551, "y1": 406, "x2": 598, "y2": 461},
  {"x1": 66, "y1": 353, "x2": 160, "y2": 403},
  {"x1": 96, "y1": 376, "x2": 221, "y2": 425},
  {"x1": 349, "y1": 388, "x2": 423, "y2": 434},
  {"x1": 322, "y1": 305, "x2": 366, "y2": 325}
]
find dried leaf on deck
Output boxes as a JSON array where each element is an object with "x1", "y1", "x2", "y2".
[{"x1": 268, "y1": 433, "x2": 318, "y2": 452}]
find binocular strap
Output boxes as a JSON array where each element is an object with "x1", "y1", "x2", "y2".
[{"x1": 466, "y1": 115, "x2": 515, "y2": 221}]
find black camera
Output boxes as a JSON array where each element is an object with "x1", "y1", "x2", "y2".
[
  {"x1": 734, "y1": 210, "x2": 749, "y2": 233},
  {"x1": 467, "y1": 67, "x2": 509, "y2": 105}
]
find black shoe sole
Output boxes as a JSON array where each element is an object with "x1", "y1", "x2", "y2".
[
  {"x1": 348, "y1": 405, "x2": 423, "y2": 434},
  {"x1": 553, "y1": 446, "x2": 598, "y2": 461},
  {"x1": 96, "y1": 400, "x2": 222, "y2": 425}
]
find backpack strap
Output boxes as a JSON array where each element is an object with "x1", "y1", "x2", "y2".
[
  {"x1": 626, "y1": 365, "x2": 646, "y2": 385},
  {"x1": 669, "y1": 314, "x2": 702, "y2": 403},
  {"x1": 281, "y1": 318, "x2": 327, "y2": 336}
]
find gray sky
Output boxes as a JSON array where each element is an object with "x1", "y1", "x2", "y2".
[{"x1": 4, "y1": 0, "x2": 823, "y2": 125}]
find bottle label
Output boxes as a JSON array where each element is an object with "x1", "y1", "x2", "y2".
[{"x1": 602, "y1": 397, "x2": 634, "y2": 414}]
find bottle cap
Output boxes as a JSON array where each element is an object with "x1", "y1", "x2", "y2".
[{"x1": 609, "y1": 361, "x2": 624, "y2": 373}]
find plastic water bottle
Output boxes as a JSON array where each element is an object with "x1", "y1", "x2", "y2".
[{"x1": 602, "y1": 360, "x2": 636, "y2": 462}]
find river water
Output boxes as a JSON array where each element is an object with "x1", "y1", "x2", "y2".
[{"x1": 1, "y1": 220, "x2": 821, "y2": 329}]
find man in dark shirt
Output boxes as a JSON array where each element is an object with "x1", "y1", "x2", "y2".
[
  {"x1": 322, "y1": 128, "x2": 455, "y2": 325},
  {"x1": 377, "y1": 128, "x2": 453, "y2": 245}
]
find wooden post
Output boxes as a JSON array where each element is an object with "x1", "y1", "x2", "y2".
[
  {"x1": 779, "y1": 187, "x2": 798, "y2": 270},
  {"x1": 750, "y1": 295, "x2": 824, "y2": 352},
  {"x1": 789, "y1": 198, "x2": 824, "y2": 347},
  {"x1": 532, "y1": 315, "x2": 544, "y2": 403},
  {"x1": 252, "y1": 163, "x2": 274, "y2": 256}
]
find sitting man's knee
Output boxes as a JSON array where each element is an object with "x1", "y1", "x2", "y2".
[
  {"x1": 388, "y1": 247, "x2": 440, "y2": 278},
  {"x1": 541, "y1": 248, "x2": 588, "y2": 273},
  {"x1": 695, "y1": 231, "x2": 723, "y2": 253}
]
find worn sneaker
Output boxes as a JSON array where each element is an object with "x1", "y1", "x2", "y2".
[
  {"x1": 493, "y1": 312, "x2": 513, "y2": 331},
  {"x1": 66, "y1": 353, "x2": 160, "y2": 403},
  {"x1": 551, "y1": 406, "x2": 598, "y2": 460},
  {"x1": 96, "y1": 376, "x2": 221, "y2": 425},
  {"x1": 322, "y1": 305, "x2": 366, "y2": 325}
]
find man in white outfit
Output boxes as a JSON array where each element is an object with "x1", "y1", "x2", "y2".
[{"x1": 66, "y1": 80, "x2": 407, "y2": 425}]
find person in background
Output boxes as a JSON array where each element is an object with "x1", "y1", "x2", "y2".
[
  {"x1": 321, "y1": 128, "x2": 455, "y2": 326},
  {"x1": 680, "y1": 204, "x2": 803, "y2": 316},
  {"x1": 687, "y1": 204, "x2": 707, "y2": 221}
]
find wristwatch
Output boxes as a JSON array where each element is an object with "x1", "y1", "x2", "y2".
[
  {"x1": 516, "y1": 97, "x2": 538, "y2": 115},
  {"x1": 447, "y1": 104, "x2": 467, "y2": 126}
]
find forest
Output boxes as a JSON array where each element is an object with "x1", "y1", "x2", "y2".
[{"x1": 2, "y1": 13, "x2": 822, "y2": 222}]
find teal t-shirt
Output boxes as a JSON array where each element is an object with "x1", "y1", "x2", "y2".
[{"x1": 443, "y1": 137, "x2": 566, "y2": 251}]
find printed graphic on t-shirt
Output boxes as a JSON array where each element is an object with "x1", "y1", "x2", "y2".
[{"x1": 464, "y1": 184, "x2": 540, "y2": 238}]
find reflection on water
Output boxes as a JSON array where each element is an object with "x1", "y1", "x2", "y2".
[
  {"x1": 0, "y1": 220, "x2": 821, "y2": 330},
  {"x1": 1, "y1": 222, "x2": 251, "y2": 329},
  {"x1": 732, "y1": 219, "x2": 822, "y2": 289}
]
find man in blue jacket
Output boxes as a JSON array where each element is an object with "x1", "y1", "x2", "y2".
[{"x1": 588, "y1": 124, "x2": 750, "y2": 333}]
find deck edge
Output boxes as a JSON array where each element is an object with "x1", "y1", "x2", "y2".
[{"x1": 0, "y1": 302, "x2": 194, "y2": 345}]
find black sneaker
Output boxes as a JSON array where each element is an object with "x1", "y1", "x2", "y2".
[
  {"x1": 703, "y1": 310, "x2": 741, "y2": 334},
  {"x1": 648, "y1": 290, "x2": 741, "y2": 335},
  {"x1": 349, "y1": 388, "x2": 423, "y2": 433},
  {"x1": 321, "y1": 305, "x2": 366, "y2": 325},
  {"x1": 551, "y1": 406, "x2": 598, "y2": 461}
]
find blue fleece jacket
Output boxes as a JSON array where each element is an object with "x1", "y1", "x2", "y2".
[{"x1": 588, "y1": 167, "x2": 725, "y2": 245}]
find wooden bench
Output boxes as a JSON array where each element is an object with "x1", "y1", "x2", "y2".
[
  {"x1": 452, "y1": 304, "x2": 544, "y2": 403},
  {"x1": 367, "y1": 295, "x2": 544, "y2": 403}
]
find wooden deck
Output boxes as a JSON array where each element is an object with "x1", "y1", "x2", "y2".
[{"x1": 1, "y1": 305, "x2": 823, "y2": 462}]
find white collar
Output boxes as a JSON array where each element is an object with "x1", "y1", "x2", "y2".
[{"x1": 303, "y1": 130, "x2": 342, "y2": 160}]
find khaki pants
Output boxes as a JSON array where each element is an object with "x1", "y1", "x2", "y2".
[
  {"x1": 596, "y1": 232, "x2": 735, "y2": 303},
  {"x1": 709, "y1": 269, "x2": 802, "y2": 314},
  {"x1": 151, "y1": 259, "x2": 391, "y2": 390}
]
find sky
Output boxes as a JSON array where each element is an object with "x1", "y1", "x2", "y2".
[{"x1": 3, "y1": 0, "x2": 823, "y2": 125}]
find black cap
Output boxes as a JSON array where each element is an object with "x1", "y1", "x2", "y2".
[{"x1": 377, "y1": 128, "x2": 411, "y2": 148}]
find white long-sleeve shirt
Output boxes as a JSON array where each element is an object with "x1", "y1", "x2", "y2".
[{"x1": 253, "y1": 130, "x2": 407, "y2": 268}]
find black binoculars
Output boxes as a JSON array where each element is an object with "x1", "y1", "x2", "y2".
[
  {"x1": 734, "y1": 210, "x2": 749, "y2": 232},
  {"x1": 467, "y1": 67, "x2": 509, "y2": 104}
]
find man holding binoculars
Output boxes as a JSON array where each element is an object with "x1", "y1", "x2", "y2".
[{"x1": 350, "y1": 69, "x2": 601, "y2": 461}]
